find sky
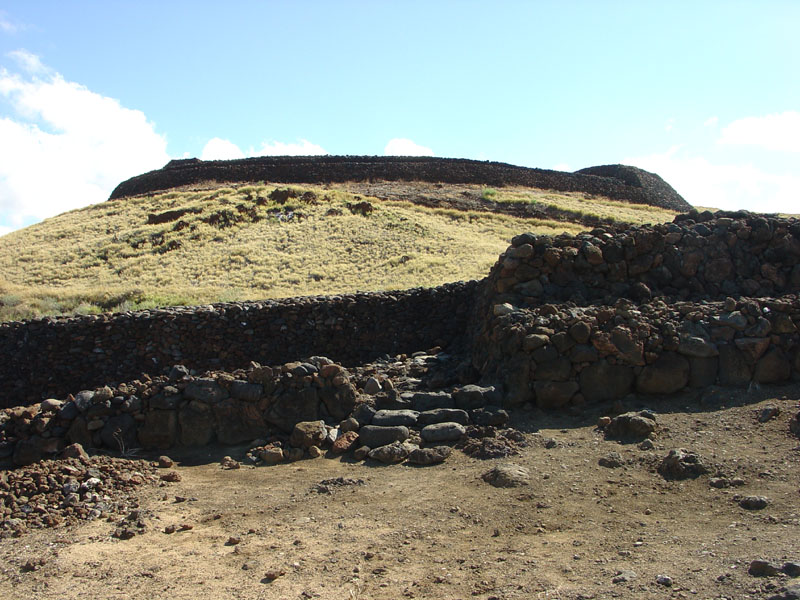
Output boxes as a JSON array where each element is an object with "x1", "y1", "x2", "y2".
[{"x1": 0, "y1": 1, "x2": 798, "y2": 234}]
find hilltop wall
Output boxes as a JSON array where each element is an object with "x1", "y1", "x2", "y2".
[
  {"x1": 474, "y1": 211, "x2": 800, "y2": 407},
  {"x1": 108, "y1": 156, "x2": 692, "y2": 212},
  {"x1": 0, "y1": 282, "x2": 477, "y2": 409}
]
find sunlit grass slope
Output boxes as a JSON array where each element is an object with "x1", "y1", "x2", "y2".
[{"x1": 0, "y1": 182, "x2": 677, "y2": 321}]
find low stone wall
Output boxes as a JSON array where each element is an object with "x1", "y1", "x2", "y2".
[
  {"x1": 0, "y1": 282, "x2": 477, "y2": 408},
  {"x1": 476, "y1": 295, "x2": 800, "y2": 408},
  {"x1": 473, "y1": 211, "x2": 800, "y2": 406},
  {"x1": 1, "y1": 358, "x2": 358, "y2": 466},
  {"x1": 481, "y1": 210, "x2": 800, "y2": 308}
]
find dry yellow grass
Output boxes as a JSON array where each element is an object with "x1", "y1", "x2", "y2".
[
  {"x1": 489, "y1": 187, "x2": 679, "y2": 225},
  {"x1": 0, "y1": 182, "x2": 677, "y2": 321}
]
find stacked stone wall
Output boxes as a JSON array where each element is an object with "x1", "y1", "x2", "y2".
[
  {"x1": 0, "y1": 282, "x2": 477, "y2": 409},
  {"x1": 474, "y1": 211, "x2": 800, "y2": 407},
  {"x1": 109, "y1": 156, "x2": 691, "y2": 211}
]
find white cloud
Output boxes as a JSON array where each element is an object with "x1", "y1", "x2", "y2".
[
  {"x1": 7, "y1": 49, "x2": 48, "y2": 74},
  {"x1": 0, "y1": 53, "x2": 169, "y2": 229},
  {"x1": 384, "y1": 138, "x2": 434, "y2": 156},
  {"x1": 0, "y1": 225, "x2": 13, "y2": 237},
  {"x1": 200, "y1": 137, "x2": 246, "y2": 160},
  {"x1": 703, "y1": 116, "x2": 718, "y2": 127},
  {"x1": 664, "y1": 118, "x2": 676, "y2": 132},
  {"x1": 253, "y1": 139, "x2": 327, "y2": 156},
  {"x1": 0, "y1": 11, "x2": 21, "y2": 34},
  {"x1": 719, "y1": 111, "x2": 800, "y2": 153},
  {"x1": 200, "y1": 137, "x2": 327, "y2": 160},
  {"x1": 624, "y1": 146, "x2": 800, "y2": 213},
  {"x1": 552, "y1": 163, "x2": 572, "y2": 172}
]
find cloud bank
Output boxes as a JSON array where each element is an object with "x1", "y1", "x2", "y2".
[
  {"x1": 384, "y1": 138, "x2": 434, "y2": 156},
  {"x1": 200, "y1": 138, "x2": 327, "y2": 160},
  {"x1": 625, "y1": 145, "x2": 800, "y2": 214},
  {"x1": 719, "y1": 111, "x2": 800, "y2": 153},
  {"x1": 0, "y1": 51, "x2": 169, "y2": 229}
]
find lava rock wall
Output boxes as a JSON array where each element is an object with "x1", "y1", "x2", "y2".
[
  {"x1": 109, "y1": 156, "x2": 691, "y2": 212},
  {"x1": 475, "y1": 211, "x2": 800, "y2": 407},
  {"x1": 0, "y1": 282, "x2": 477, "y2": 408}
]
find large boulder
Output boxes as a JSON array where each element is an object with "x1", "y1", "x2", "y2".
[
  {"x1": 138, "y1": 410, "x2": 178, "y2": 449},
  {"x1": 579, "y1": 360, "x2": 634, "y2": 402},
  {"x1": 100, "y1": 414, "x2": 138, "y2": 450},
  {"x1": 636, "y1": 353, "x2": 689, "y2": 395},
  {"x1": 289, "y1": 420, "x2": 327, "y2": 449},
  {"x1": 718, "y1": 344, "x2": 752, "y2": 385},
  {"x1": 184, "y1": 378, "x2": 228, "y2": 403},
  {"x1": 214, "y1": 399, "x2": 267, "y2": 444},
  {"x1": 267, "y1": 387, "x2": 319, "y2": 433},
  {"x1": 754, "y1": 348, "x2": 791, "y2": 383},
  {"x1": 179, "y1": 401, "x2": 216, "y2": 446},
  {"x1": 534, "y1": 380, "x2": 579, "y2": 409},
  {"x1": 357, "y1": 425, "x2": 409, "y2": 448}
]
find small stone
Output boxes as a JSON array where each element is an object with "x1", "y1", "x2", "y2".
[
  {"x1": 158, "y1": 456, "x2": 174, "y2": 468},
  {"x1": 160, "y1": 471, "x2": 181, "y2": 482},
  {"x1": 357, "y1": 425, "x2": 409, "y2": 448},
  {"x1": 285, "y1": 447, "x2": 303, "y2": 462},
  {"x1": 783, "y1": 562, "x2": 800, "y2": 577},
  {"x1": 656, "y1": 575, "x2": 673, "y2": 586},
  {"x1": 482, "y1": 463, "x2": 530, "y2": 488},
  {"x1": 60, "y1": 442, "x2": 88, "y2": 460},
  {"x1": 407, "y1": 446, "x2": 451, "y2": 465},
  {"x1": 164, "y1": 524, "x2": 177, "y2": 534},
  {"x1": 339, "y1": 417, "x2": 360, "y2": 433},
  {"x1": 470, "y1": 406, "x2": 510, "y2": 427},
  {"x1": 598, "y1": 452, "x2": 624, "y2": 468},
  {"x1": 638, "y1": 439, "x2": 655, "y2": 451},
  {"x1": 331, "y1": 431, "x2": 359, "y2": 455},
  {"x1": 363, "y1": 377, "x2": 382, "y2": 395},
  {"x1": 227, "y1": 536, "x2": 242, "y2": 545},
  {"x1": 220, "y1": 456, "x2": 240, "y2": 470},
  {"x1": 289, "y1": 420, "x2": 327, "y2": 449},
  {"x1": 258, "y1": 446, "x2": 284, "y2": 465},
  {"x1": 420, "y1": 422, "x2": 466, "y2": 443},
  {"x1": 758, "y1": 405, "x2": 781, "y2": 423},
  {"x1": 605, "y1": 411, "x2": 657, "y2": 440},
  {"x1": 353, "y1": 445, "x2": 370, "y2": 461},
  {"x1": 739, "y1": 496, "x2": 769, "y2": 510},
  {"x1": 612, "y1": 570, "x2": 637, "y2": 583},
  {"x1": 367, "y1": 442, "x2": 410, "y2": 464},
  {"x1": 658, "y1": 448, "x2": 708, "y2": 480},
  {"x1": 308, "y1": 445, "x2": 323, "y2": 458},
  {"x1": 749, "y1": 559, "x2": 781, "y2": 577},
  {"x1": 597, "y1": 416, "x2": 612, "y2": 428},
  {"x1": 371, "y1": 409, "x2": 419, "y2": 427},
  {"x1": 263, "y1": 568, "x2": 285, "y2": 581}
]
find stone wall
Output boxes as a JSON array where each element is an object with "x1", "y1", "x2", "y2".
[
  {"x1": 109, "y1": 156, "x2": 691, "y2": 212},
  {"x1": 473, "y1": 211, "x2": 800, "y2": 407},
  {"x1": 0, "y1": 282, "x2": 477, "y2": 409},
  {"x1": 1, "y1": 358, "x2": 359, "y2": 466}
]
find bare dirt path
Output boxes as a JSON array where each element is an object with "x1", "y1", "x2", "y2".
[{"x1": 2, "y1": 389, "x2": 799, "y2": 600}]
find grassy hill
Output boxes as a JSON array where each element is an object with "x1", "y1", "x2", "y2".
[{"x1": 0, "y1": 181, "x2": 679, "y2": 321}]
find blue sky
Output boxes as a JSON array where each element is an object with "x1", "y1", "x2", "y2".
[{"x1": 1, "y1": 1, "x2": 798, "y2": 233}]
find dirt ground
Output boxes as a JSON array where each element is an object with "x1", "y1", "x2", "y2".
[{"x1": 1, "y1": 387, "x2": 798, "y2": 600}]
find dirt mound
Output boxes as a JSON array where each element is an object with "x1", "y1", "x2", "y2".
[{"x1": 109, "y1": 155, "x2": 690, "y2": 211}]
